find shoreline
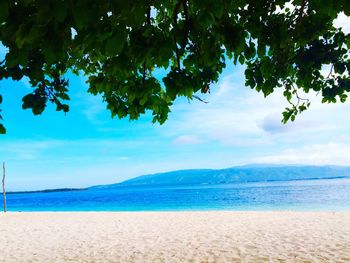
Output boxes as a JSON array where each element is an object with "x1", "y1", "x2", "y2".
[
  {"x1": 1, "y1": 211, "x2": 349, "y2": 262},
  {"x1": 3, "y1": 207, "x2": 350, "y2": 212}
]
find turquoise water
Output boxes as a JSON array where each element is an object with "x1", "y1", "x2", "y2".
[{"x1": 2, "y1": 178, "x2": 350, "y2": 211}]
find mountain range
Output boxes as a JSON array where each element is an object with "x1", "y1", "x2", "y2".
[{"x1": 92, "y1": 165, "x2": 350, "y2": 189}]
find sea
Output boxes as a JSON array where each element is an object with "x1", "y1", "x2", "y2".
[{"x1": 2, "y1": 178, "x2": 350, "y2": 211}]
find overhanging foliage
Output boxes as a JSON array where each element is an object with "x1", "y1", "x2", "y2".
[{"x1": 0, "y1": 0, "x2": 349, "y2": 133}]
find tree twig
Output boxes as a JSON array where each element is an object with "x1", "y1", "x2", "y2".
[
  {"x1": 326, "y1": 64, "x2": 334, "y2": 79},
  {"x1": 142, "y1": 63, "x2": 146, "y2": 86},
  {"x1": 181, "y1": 0, "x2": 190, "y2": 49},
  {"x1": 295, "y1": 0, "x2": 307, "y2": 26},
  {"x1": 146, "y1": 4, "x2": 151, "y2": 24},
  {"x1": 173, "y1": 0, "x2": 183, "y2": 70},
  {"x1": 293, "y1": 86, "x2": 309, "y2": 107},
  {"x1": 143, "y1": 4, "x2": 152, "y2": 85},
  {"x1": 193, "y1": 95, "x2": 208, "y2": 103},
  {"x1": 2, "y1": 161, "x2": 6, "y2": 213}
]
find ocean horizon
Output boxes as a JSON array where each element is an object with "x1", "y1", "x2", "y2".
[{"x1": 2, "y1": 177, "x2": 350, "y2": 212}]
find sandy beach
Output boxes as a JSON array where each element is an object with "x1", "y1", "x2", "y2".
[{"x1": 0, "y1": 211, "x2": 349, "y2": 262}]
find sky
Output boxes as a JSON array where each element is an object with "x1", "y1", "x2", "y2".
[{"x1": 0, "y1": 14, "x2": 350, "y2": 191}]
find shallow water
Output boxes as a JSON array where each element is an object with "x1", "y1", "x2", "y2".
[{"x1": 2, "y1": 178, "x2": 350, "y2": 211}]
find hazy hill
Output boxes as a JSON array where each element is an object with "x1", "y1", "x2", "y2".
[{"x1": 92, "y1": 165, "x2": 350, "y2": 189}]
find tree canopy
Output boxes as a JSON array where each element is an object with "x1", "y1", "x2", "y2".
[{"x1": 0, "y1": 0, "x2": 349, "y2": 134}]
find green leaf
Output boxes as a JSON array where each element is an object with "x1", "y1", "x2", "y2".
[
  {"x1": 0, "y1": 124, "x2": 6, "y2": 134},
  {"x1": 22, "y1": 94, "x2": 35, "y2": 110},
  {"x1": 105, "y1": 34, "x2": 125, "y2": 55},
  {"x1": 0, "y1": 1, "x2": 9, "y2": 22},
  {"x1": 334, "y1": 62, "x2": 346, "y2": 74},
  {"x1": 53, "y1": 1, "x2": 68, "y2": 22},
  {"x1": 238, "y1": 55, "x2": 245, "y2": 65},
  {"x1": 43, "y1": 48, "x2": 56, "y2": 64},
  {"x1": 58, "y1": 93, "x2": 70, "y2": 100},
  {"x1": 346, "y1": 35, "x2": 350, "y2": 48}
]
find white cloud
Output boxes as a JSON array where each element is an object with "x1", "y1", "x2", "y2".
[
  {"x1": 165, "y1": 69, "x2": 278, "y2": 146},
  {"x1": 166, "y1": 69, "x2": 319, "y2": 145},
  {"x1": 333, "y1": 12, "x2": 350, "y2": 34},
  {"x1": 173, "y1": 134, "x2": 201, "y2": 145},
  {"x1": 116, "y1": 156, "x2": 129, "y2": 160},
  {"x1": 0, "y1": 139, "x2": 143, "y2": 162},
  {"x1": 163, "y1": 62, "x2": 350, "y2": 154},
  {"x1": 0, "y1": 140, "x2": 61, "y2": 160},
  {"x1": 74, "y1": 92, "x2": 108, "y2": 124},
  {"x1": 254, "y1": 142, "x2": 350, "y2": 165}
]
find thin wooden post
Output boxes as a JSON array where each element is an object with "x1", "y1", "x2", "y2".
[{"x1": 2, "y1": 162, "x2": 6, "y2": 213}]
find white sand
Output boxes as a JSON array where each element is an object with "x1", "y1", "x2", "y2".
[{"x1": 0, "y1": 211, "x2": 349, "y2": 262}]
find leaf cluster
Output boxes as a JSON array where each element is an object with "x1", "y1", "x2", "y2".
[{"x1": 0, "y1": 0, "x2": 349, "y2": 133}]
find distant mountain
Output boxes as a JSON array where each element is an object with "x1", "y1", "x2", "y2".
[
  {"x1": 7, "y1": 188, "x2": 87, "y2": 194},
  {"x1": 92, "y1": 165, "x2": 350, "y2": 189}
]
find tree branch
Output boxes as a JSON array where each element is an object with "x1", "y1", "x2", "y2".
[
  {"x1": 146, "y1": 4, "x2": 151, "y2": 24},
  {"x1": 143, "y1": 4, "x2": 152, "y2": 85},
  {"x1": 2, "y1": 161, "x2": 6, "y2": 213},
  {"x1": 326, "y1": 64, "x2": 334, "y2": 79},
  {"x1": 173, "y1": 0, "x2": 183, "y2": 70},
  {"x1": 181, "y1": 0, "x2": 190, "y2": 50},
  {"x1": 295, "y1": 0, "x2": 307, "y2": 26},
  {"x1": 193, "y1": 95, "x2": 208, "y2": 103},
  {"x1": 293, "y1": 85, "x2": 309, "y2": 107},
  {"x1": 142, "y1": 63, "x2": 146, "y2": 86}
]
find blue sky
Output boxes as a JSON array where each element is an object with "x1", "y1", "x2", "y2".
[{"x1": 1, "y1": 14, "x2": 350, "y2": 191}]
